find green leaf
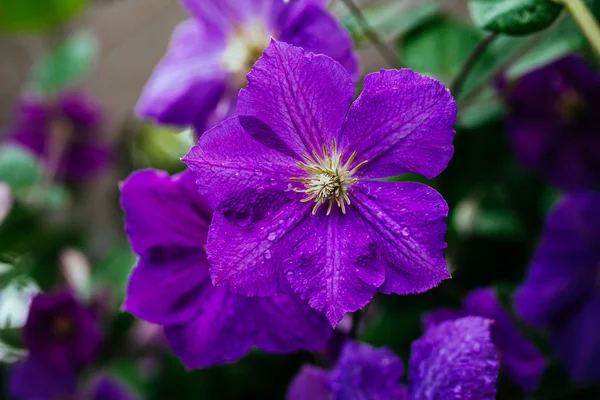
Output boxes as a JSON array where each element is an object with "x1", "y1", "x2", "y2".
[
  {"x1": 29, "y1": 31, "x2": 99, "y2": 97},
  {"x1": 341, "y1": 2, "x2": 440, "y2": 43},
  {"x1": 507, "y1": 18, "x2": 585, "y2": 78},
  {"x1": 0, "y1": 0, "x2": 87, "y2": 33},
  {"x1": 400, "y1": 17, "x2": 485, "y2": 83},
  {"x1": 469, "y1": 0, "x2": 563, "y2": 35},
  {"x1": 91, "y1": 243, "x2": 136, "y2": 303},
  {"x1": 0, "y1": 145, "x2": 43, "y2": 195}
]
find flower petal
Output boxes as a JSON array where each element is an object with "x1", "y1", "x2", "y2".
[
  {"x1": 165, "y1": 288, "x2": 332, "y2": 369},
  {"x1": 120, "y1": 169, "x2": 211, "y2": 255},
  {"x1": 279, "y1": 6, "x2": 359, "y2": 80},
  {"x1": 287, "y1": 365, "x2": 331, "y2": 400},
  {"x1": 238, "y1": 39, "x2": 354, "y2": 158},
  {"x1": 338, "y1": 69, "x2": 456, "y2": 179},
  {"x1": 409, "y1": 317, "x2": 499, "y2": 400},
  {"x1": 549, "y1": 294, "x2": 600, "y2": 382},
  {"x1": 183, "y1": 117, "x2": 298, "y2": 224},
  {"x1": 514, "y1": 193, "x2": 600, "y2": 328},
  {"x1": 182, "y1": 0, "x2": 270, "y2": 33},
  {"x1": 9, "y1": 356, "x2": 77, "y2": 400},
  {"x1": 330, "y1": 341, "x2": 407, "y2": 400},
  {"x1": 353, "y1": 181, "x2": 450, "y2": 295},
  {"x1": 284, "y1": 209, "x2": 385, "y2": 326},
  {"x1": 123, "y1": 251, "x2": 210, "y2": 326},
  {"x1": 136, "y1": 20, "x2": 227, "y2": 130},
  {"x1": 206, "y1": 201, "x2": 310, "y2": 296},
  {"x1": 463, "y1": 289, "x2": 546, "y2": 393}
]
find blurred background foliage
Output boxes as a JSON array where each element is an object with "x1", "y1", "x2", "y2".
[{"x1": 0, "y1": 0, "x2": 599, "y2": 399}]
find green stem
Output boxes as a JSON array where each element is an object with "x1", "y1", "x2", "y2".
[{"x1": 559, "y1": 0, "x2": 600, "y2": 56}]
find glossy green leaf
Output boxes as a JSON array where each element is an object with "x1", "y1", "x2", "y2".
[
  {"x1": 469, "y1": 0, "x2": 563, "y2": 35},
  {"x1": 0, "y1": 0, "x2": 87, "y2": 32},
  {"x1": 29, "y1": 31, "x2": 99, "y2": 97}
]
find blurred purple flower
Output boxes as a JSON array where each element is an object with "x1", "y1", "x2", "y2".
[
  {"x1": 23, "y1": 290, "x2": 100, "y2": 370},
  {"x1": 515, "y1": 193, "x2": 600, "y2": 382},
  {"x1": 8, "y1": 91, "x2": 111, "y2": 181},
  {"x1": 424, "y1": 288, "x2": 546, "y2": 393},
  {"x1": 136, "y1": 0, "x2": 358, "y2": 134},
  {"x1": 120, "y1": 169, "x2": 332, "y2": 369},
  {"x1": 184, "y1": 40, "x2": 457, "y2": 326},
  {"x1": 288, "y1": 317, "x2": 498, "y2": 400},
  {"x1": 87, "y1": 376, "x2": 138, "y2": 400},
  {"x1": 505, "y1": 55, "x2": 600, "y2": 191}
]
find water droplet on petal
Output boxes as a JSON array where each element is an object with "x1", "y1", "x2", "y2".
[
  {"x1": 255, "y1": 169, "x2": 263, "y2": 176},
  {"x1": 400, "y1": 207, "x2": 408, "y2": 213},
  {"x1": 401, "y1": 227, "x2": 410, "y2": 237},
  {"x1": 264, "y1": 249, "x2": 272, "y2": 259},
  {"x1": 256, "y1": 186, "x2": 265, "y2": 193},
  {"x1": 267, "y1": 232, "x2": 276, "y2": 241},
  {"x1": 286, "y1": 271, "x2": 294, "y2": 279}
]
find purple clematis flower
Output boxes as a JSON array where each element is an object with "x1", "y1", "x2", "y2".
[
  {"x1": 8, "y1": 91, "x2": 111, "y2": 181},
  {"x1": 87, "y1": 376, "x2": 138, "y2": 400},
  {"x1": 120, "y1": 169, "x2": 332, "y2": 369},
  {"x1": 137, "y1": 0, "x2": 358, "y2": 134},
  {"x1": 515, "y1": 193, "x2": 600, "y2": 382},
  {"x1": 424, "y1": 288, "x2": 546, "y2": 393},
  {"x1": 9, "y1": 290, "x2": 101, "y2": 400},
  {"x1": 288, "y1": 317, "x2": 499, "y2": 399},
  {"x1": 23, "y1": 290, "x2": 101, "y2": 370},
  {"x1": 504, "y1": 55, "x2": 600, "y2": 191},
  {"x1": 184, "y1": 40, "x2": 457, "y2": 326}
]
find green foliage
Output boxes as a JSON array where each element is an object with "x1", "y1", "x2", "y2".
[
  {"x1": 469, "y1": 0, "x2": 563, "y2": 35},
  {"x1": 0, "y1": 146, "x2": 42, "y2": 195},
  {"x1": 29, "y1": 31, "x2": 99, "y2": 97},
  {"x1": 400, "y1": 17, "x2": 485, "y2": 84},
  {"x1": 342, "y1": 2, "x2": 440, "y2": 43},
  {"x1": 0, "y1": 0, "x2": 87, "y2": 33}
]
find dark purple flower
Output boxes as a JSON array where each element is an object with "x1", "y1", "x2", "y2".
[
  {"x1": 87, "y1": 375, "x2": 138, "y2": 400},
  {"x1": 184, "y1": 40, "x2": 457, "y2": 326},
  {"x1": 410, "y1": 317, "x2": 499, "y2": 399},
  {"x1": 287, "y1": 317, "x2": 498, "y2": 400},
  {"x1": 505, "y1": 55, "x2": 600, "y2": 191},
  {"x1": 23, "y1": 290, "x2": 101, "y2": 370},
  {"x1": 515, "y1": 193, "x2": 600, "y2": 382},
  {"x1": 424, "y1": 288, "x2": 546, "y2": 393},
  {"x1": 120, "y1": 169, "x2": 332, "y2": 369},
  {"x1": 136, "y1": 0, "x2": 358, "y2": 134},
  {"x1": 9, "y1": 356, "x2": 77, "y2": 400},
  {"x1": 9, "y1": 91, "x2": 111, "y2": 181}
]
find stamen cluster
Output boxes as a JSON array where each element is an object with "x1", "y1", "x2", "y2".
[{"x1": 291, "y1": 139, "x2": 367, "y2": 215}]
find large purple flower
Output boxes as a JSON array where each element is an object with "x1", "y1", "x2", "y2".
[
  {"x1": 515, "y1": 193, "x2": 600, "y2": 382},
  {"x1": 8, "y1": 91, "x2": 111, "y2": 181},
  {"x1": 424, "y1": 288, "x2": 546, "y2": 393},
  {"x1": 288, "y1": 317, "x2": 499, "y2": 399},
  {"x1": 120, "y1": 169, "x2": 332, "y2": 368},
  {"x1": 505, "y1": 55, "x2": 600, "y2": 191},
  {"x1": 23, "y1": 290, "x2": 100, "y2": 370},
  {"x1": 184, "y1": 40, "x2": 457, "y2": 325},
  {"x1": 137, "y1": 0, "x2": 358, "y2": 134}
]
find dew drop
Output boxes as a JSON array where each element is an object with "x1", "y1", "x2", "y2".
[
  {"x1": 267, "y1": 232, "x2": 276, "y2": 241},
  {"x1": 255, "y1": 169, "x2": 263, "y2": 176},
  {"x1": 256, "y1": 186, "x2": 265, "y2": 193},
  {"x1": 401, "y1": 227, "x2": 410, "y2": 237},
  {"x1": 400, "y1": 207, "x2": 408, "y2": 213},
  {"x1": 264, "y1": 249, "x2": 272, "y2": 259},
  {"x1": 286, "y1": 271, "x2": 294, "y2": 279}
]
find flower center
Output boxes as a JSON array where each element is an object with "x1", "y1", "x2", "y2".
[
  {"x1": 52, "y1": 315, "x2": 74, "y2": 339},
  {"x1": 558, "y1": 89, "x2": 587, "y2": 123},
  {"x1": 221, "y1": 21, "x2": 271, "y2": 87},
  {"x1": 291, "y1": 139, "x2": 368, "y2": 215}
]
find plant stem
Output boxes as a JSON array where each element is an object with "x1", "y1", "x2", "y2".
[
  {"x1": 339, "y1": 0, "x2": 399, "y2": 68},
  {"x1": 450, "y1": 32, "x2": 499, "y2": 98},
  {"x1": 559, "y1": 0, "x2": 600, "y2": 56}
]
